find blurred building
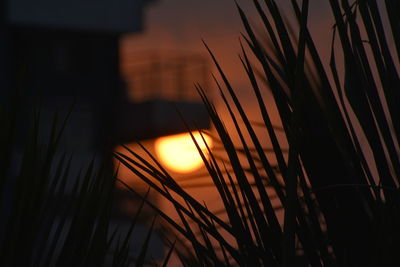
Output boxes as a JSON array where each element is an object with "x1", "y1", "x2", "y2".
[
  {"x1": 1, "y1": 0, "x2": 210, "y2": 154},
  {"x1": 0, "y1": 0, "x2": 213, "y2": 263},
  {"x1": 0, "y1": 0, "x2": 164, "y2": 264},
  {"x1": 1, "y1": 0, "x2": 156, "y2": 153}
]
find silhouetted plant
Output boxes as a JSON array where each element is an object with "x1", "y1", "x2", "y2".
[
  {"x1": 0, "y1": 103, "x2": 169, "y2": 267},
  {"x1": 115, "y1": 0, "x2": 400, "y2": 266}
]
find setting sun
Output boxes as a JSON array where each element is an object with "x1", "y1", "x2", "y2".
[{"x1": 154, "y1": 131, "x2": 212, "y2": 173}]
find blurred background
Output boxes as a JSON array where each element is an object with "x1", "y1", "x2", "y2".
[
  {"x1": 0, "y1": 0, "x2": 337, "y2": 264},
  {"x1": 0, "y1": 0, "x2": 336, "y2": 184}
]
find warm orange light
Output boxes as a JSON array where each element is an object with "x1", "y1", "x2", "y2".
[{"x1": 155, "y1": 131, "x2": 212, "y2": 173}]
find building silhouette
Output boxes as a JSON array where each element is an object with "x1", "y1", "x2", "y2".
[{"x1": 0, "y1": 0, "x2": 166, "y2": 264}]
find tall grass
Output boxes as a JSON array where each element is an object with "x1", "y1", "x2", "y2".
[
  {"x1": 0, "y1": 103, "x2": 170, "y2": 266},
  {"x1": 115, "y1": 0, "x2": 400, "y2": 266}
]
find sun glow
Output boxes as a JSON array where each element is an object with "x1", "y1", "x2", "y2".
[{"x1": 154, "y1": 131, "x2": 212, "y2": 173}]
